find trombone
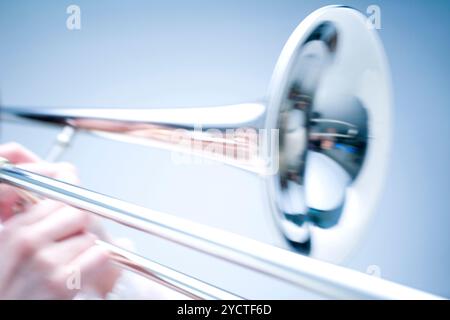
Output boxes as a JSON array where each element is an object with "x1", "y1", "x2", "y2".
[{"x1": 0, "y1": 6, "x2": 442, "y2": 299}]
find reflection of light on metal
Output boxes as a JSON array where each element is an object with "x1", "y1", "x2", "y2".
[
  {"x1": 46, "y1": 126, "x2": 76, "y2": 162},
  {"x1": 0, "y1": 6, "x2": 427, "y2": 299},
  {"x1": 97, "y1": 240, "x2": 241, "y2": 300},
  {"x1": 0, "y1": 177, "x2": 239, "y2": 300},
  {"x1": 310, "y1": 132, "x2": 357, "y2": 139},
  {"x1": 0, "y1": 160, "x2": 441, "y2": 299},
  {"x1": 2, "y1": 5, "x2": 385, "y2": 261},
  {"x1": 311, "y1": 118, "x2": 358, "y2": 128}
]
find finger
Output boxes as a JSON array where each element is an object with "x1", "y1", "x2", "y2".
[
  {"x1": 87, "y1": 216, "x2": 110, "y2": 241},
  {"x1": 71, "y1": 245, "x2": 109, "y2": 274},
  {"x1": 1, "y1": 161, "x2": 79, "y2": 222},
  {"x1": 0, "y1": 201, "x2": 62, "y2": 283},
  {"x1": 0, "y1": 142, "x2": 40, "y2": 164},
  {"x1": 60, "y1": 245, "x2": 110, "y2": 290},
  {"x1": 0, "y1": 185, "x2": 43, "y2": 222},
  {"x1": 0, "y1": 185, "x2": 24, "y2": 221},
  {"x1": 4, "y1": 200, "x2": 63, "y2": 228},
  {"x1": 30, "y1": 206, "x2": 91, "y2": 242},
  {"x1": 52, "y1": 162, "x2": 79, "y2": 185},
  {"x1": 38, "y1": 233, "x2": 97, "y2": 265}
]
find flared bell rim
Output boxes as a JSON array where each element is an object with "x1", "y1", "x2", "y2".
[{"x1": 265, "y1": 5, "x2": 392, "y2": 262}]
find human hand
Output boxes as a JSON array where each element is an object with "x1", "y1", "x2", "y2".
[{"x1": 0, "y1": 142, "x2": 118, "y2": 299}]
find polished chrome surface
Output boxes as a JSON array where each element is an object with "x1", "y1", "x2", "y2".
[
  {"x1": 96, "y1": 240, "x2": 241, "y2": 300},
  {"x1": 0, "y1": 7, "x2": 392, "y2": 260},
  {"x1": 265, "y1": 6, "x2": 392, "y2": 260},
  {"x1": 0, "y1": 162, "x2": 441, "y2": 299},
  {"x1": 1, "y1": 103, "x2": 268, "y2": 174},
  {"x1": 46, "y1": 126, "x2": 76, "y2": 162},
  {"x1": 0, "y1": 156, "x2": 238, "y2": 300}
]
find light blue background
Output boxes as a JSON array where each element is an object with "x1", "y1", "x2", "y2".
[{"x1": 1, "y1": 0, "x2": 449, "y2": 298}]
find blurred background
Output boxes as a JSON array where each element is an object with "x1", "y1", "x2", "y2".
[{"x1": 0, "y1": 0, "x2": 449, "y2": 298}]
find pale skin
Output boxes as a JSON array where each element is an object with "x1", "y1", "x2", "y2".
[
  {"x1": 0, "y1": 142, "x2": 119, "y2": 299},
  {"x1": 0, "y1": 142, "x2": 191, "y2": 300}
]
